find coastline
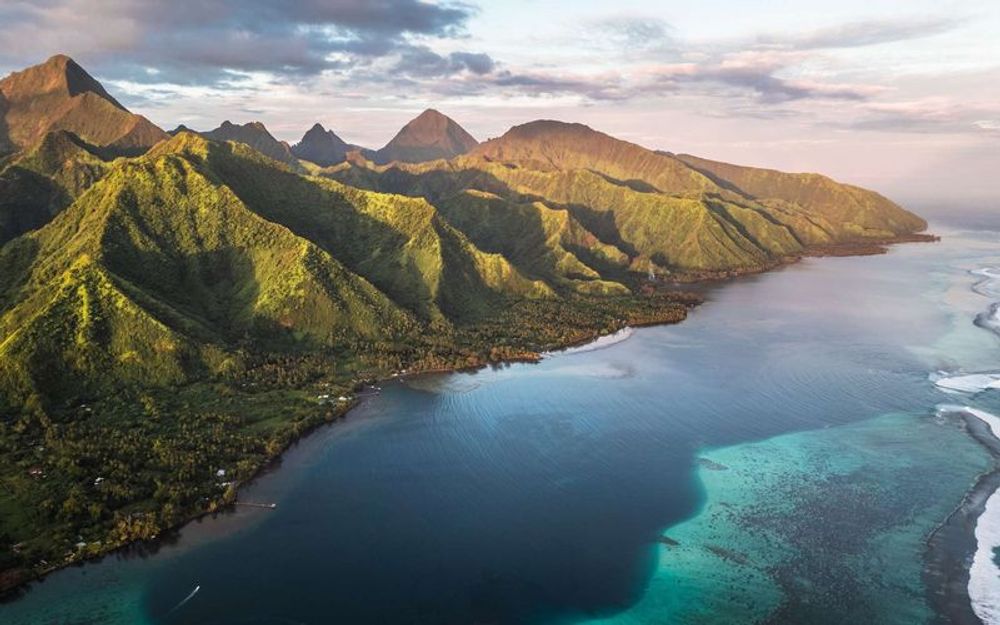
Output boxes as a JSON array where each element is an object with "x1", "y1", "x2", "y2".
[
  {"x1": 925, "y1": 257, "x2": 1000, "y2": 625},
  {"x1": 925, "y1": 408, "x2": 1000, "y2": 625},
  {"x1": 0, "y1": 231, "x2": 938, "y2": 600}
]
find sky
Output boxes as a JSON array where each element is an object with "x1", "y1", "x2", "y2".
[{"x1": 0, "y1": 0, "x2": 998, "y2": 204}]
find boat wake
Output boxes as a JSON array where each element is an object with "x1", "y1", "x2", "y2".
[
  {"x1": 548, "y1": 327, "x2": 634, "y2": 357},
  {"x1": 166, "y1": 585, "x2": 201, "y2": 616}
]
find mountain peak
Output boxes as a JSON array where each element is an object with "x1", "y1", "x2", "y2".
[
  {"x1": 470, "y1": 118, "x2": 717, "y2": 194},
  {"x1": 374, "y1": 109, "x2": 477, "y2": 164},
  {"x1": 2, "y1": 53, "x2": 124, "y2": 110},
  {"x1": 292, "y1": 122, "x2": 350, "y2": 167},
  {"x1": 42, "y1": 53, "x2": 73, "y2": 68},
  {"x1": 203, "y1": 119, "x2": 298, "y2": 167},
  {"x1": 413, "y1": 108, "x2": 446, "y2": 122},
  {"x1": 0, "y1": 55, "x2": 167, "y2": 153}
]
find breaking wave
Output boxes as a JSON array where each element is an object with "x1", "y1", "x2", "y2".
[{"x1": 938, "y1": 405, "x2": 1000, "y2": 625}]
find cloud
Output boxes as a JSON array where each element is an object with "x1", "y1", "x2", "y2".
[
  {"x1": 1, "y1": 0, "x2": 990, "y2": 150},
  {"x1": 0, "y1": 0, "x2": 482, "y2": 84},
  {"x1": 591, "y1": 16, "x2": 674, "y2": 50},
  {"x1": 392, "y1": 47, "x2": 496, "y2": 78},
  {"x1": 758, "y1": 16, "x2": 965, "y2": 50},
  {"x1": 641, "y1": 51, "x2": 883, "y2": 104},
  {"x1": 833, "y1": 98, "x2": 1000, "y2": 135}
]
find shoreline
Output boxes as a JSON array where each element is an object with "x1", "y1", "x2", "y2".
[
  {"x1": 925, "y1": 249, "x2": 1000, "y2": 625},
  {"x1": 0, "y1": 231, "x2": 937, "y2": 600},
  {"x1": 925, "y1": 407, "x2": 1000, "y2": 625}
]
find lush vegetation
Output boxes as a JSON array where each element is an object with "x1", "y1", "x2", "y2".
[{"x1": 326, "y1": 119, "x2": 926, "y2": 277}]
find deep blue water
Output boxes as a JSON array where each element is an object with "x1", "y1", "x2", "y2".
[{"x1": 4, "y1": 216, "x2": 1000, "y2": 625}]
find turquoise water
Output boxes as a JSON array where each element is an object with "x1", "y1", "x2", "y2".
[{"x1": 3, "y1": 219, "x2": 1000, "y2": 624}]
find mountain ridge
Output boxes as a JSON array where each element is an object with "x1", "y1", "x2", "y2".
[{"x1": 201, "y1": 120, "x2": 301, "y2": 169}]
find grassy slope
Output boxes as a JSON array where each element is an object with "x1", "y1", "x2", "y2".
[
  {"x1": 186, "y1": 136, "x2": 552, "y2": 322},
  {"x1": 326, "y1": 121, "x2": 926, "y2": 276},
  {"x1": 676, "y1": 153, "x2": 928, "y2": 238},
  {"x1": 0, "y1": 134, "x2": 424, "y2": 408},
  {"x1": 327, "y1": 158, "x2": 806, "y2": 273}
]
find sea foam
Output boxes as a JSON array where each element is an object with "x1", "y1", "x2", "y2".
[
  {"x1": 977, "y1": 302, "x2": 1000, "y2": 337},
  {"x1": 934, "y1": 372, "x2": 1000, "y2": 394},
  {"x1": 972, "y1": 267, "x2": 1000, "y2": 300},
  {"x1": 938, "y1": 405, "x2": 1000, "y2": 625},
  {"x1": 960, "y1": 407, "x2": 1000, "y2": 625},
  {"x1": 971, "y1": 488, "x2": 1000, "y2": 625}
]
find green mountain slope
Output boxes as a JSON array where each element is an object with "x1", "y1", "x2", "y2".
[
  {"x1": 327, "y1": 119, "x2": 926, "y2": 276},
  {"x1": 174, "y1": 135, "x2": 552, "y2": 322},
  {"x1": 675, "y1": 153, "x2": 928, "y2": 240},
  {"x1": 0, "y1": 134, "x2": 424, "y2": 406},
  {"x1": 471, "y1": 120, "x2": 717, "y2": 195},
  {"x1": 0, "y1": 130, "x2": 110, "y2": 244}
]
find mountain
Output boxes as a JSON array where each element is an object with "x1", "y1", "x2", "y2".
[
  {"x1": 202, "y1": 120, "x2": 300, "y2": 168},
  {"x1": 470, "y1": 120, "x2": 715, "y2": 194},
  {"x1": 291, "y1": 123, "x2": 352, "y2": 166},
  {"x1": 0, "y1": 130, "x2": 563, "y2": 406},
  {"x1": 0, "y1": 54, "x2": 167, "y2": 156},
  {"x1": 0, "y1": 130, "x2": 110, "y2": 245},
  {"x1": 374, "y1": 109, "x2": 478, "y2": 164},
  {"x1": 328, "y1": 119, "x2": 927, "y2": 276},
  {"x1": 674, "y1": 153, "x2": 927, "y2": 241}
]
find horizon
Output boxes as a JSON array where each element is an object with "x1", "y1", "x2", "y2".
[{"x1": 1, "y1": 1, "x2": 998, "y2": 203}]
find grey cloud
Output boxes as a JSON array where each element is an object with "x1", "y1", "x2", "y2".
[
  {"x1": 0, "y1": 0, "x2": 482, "y2": 84},
  {"x1": 682, "y1": 67, "x2": 871, "y2": 103},
  {"x1": 490, "y1": 71, "x2": 629, "y2": 100},
  {"x1": 392, "y1": 47, "x2": 496, "y2": 78},
  {"x1": 595, "y1": 16, "x2": 673, "y2": 47},
  {"x1": 758, "y1": 16, "x2": 964, "y2": 50}
]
